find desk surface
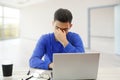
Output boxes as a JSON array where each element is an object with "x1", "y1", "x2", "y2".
[
  {"x1": 97, "y1": 67, "x2": 120, "y2": 80},
  {"x1": 0, "y1": 67, "x2": 120, "y2": 80}
]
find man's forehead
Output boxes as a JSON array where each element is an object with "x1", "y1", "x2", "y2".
[
  {"x1": 55, "y1": 22, "x2": 70, "y2": 28},
  {"x1": 56, "y1": 25, "x2": 69, "y2": 28}
]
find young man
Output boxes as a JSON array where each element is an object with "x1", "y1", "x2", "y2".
[{"x1": 29, "y1": 8, "x2": 85, "y2": 70}]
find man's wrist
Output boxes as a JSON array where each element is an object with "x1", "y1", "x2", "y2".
[{"x1": 62, "y1": 40, "x2": 68, "y2": 47}]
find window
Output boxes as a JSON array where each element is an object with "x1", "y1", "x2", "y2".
[{"x1": 0, "y1": 6, "x2": 20, "y2": 40}]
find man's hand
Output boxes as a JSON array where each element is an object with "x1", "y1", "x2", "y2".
[
  {"x1": 54, "y1": 29, "x2": 68, "y2": 47},
  {"x1": 49, "y1": 62, "x2": 53, "y2": 69}
]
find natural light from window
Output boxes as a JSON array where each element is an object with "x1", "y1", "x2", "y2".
[{"x1": 0, "y1": 6, "x2": 20, "y2": 40}]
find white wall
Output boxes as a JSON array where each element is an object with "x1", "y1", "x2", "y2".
[
  {"x1": 115, "y1": 5, "x2": 120, "y2": 55},
  {"x1": 90, "y1": 7, "x2": 115, "y2": 53},
  {"x1": 20, "y1": 0, "x2": 120, "y2": 48},
  {"x1": 91, "y1": 7, "x2": 114, "y2": 37}
]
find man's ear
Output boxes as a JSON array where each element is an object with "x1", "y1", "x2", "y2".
[{"x1": 69, "y1": 24, "x2": 72, "y2": 29}]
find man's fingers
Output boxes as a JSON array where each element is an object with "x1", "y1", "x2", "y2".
[{"x1": 62, "y1": 30, "x2": 65, "y2": 33}]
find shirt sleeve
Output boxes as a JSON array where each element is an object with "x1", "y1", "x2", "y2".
[
  {"x1": 29, "y1": 35, "x2": 51, "y2": 70},
  {"x1": 64, "y1": 33, "x2": 85, "y2": 53}
]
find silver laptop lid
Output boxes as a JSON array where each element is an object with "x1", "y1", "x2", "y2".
[{"x1": 53, "y1": 53, "x2": 100, "y2": 80}]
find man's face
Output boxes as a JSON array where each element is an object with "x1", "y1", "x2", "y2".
[{"x1": 53, "y1": 20, "x2": 72, "y2": 34}]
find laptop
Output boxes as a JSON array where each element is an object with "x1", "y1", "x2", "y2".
[{"x1": 53, "y1": 53, "x2": 100, "y2": 80}]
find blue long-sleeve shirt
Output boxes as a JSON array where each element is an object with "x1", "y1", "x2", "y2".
[{"x1": 29, "y1": 32, "x2": 85, "y2": 70}]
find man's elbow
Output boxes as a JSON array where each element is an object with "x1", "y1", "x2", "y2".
[{"x1": 29, "y1": 58, "x2": 36, "y2": 68}]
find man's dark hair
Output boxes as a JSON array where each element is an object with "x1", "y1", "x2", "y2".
[{"x1": 54, "y1": 8, "x2": 73, "y2": 23}]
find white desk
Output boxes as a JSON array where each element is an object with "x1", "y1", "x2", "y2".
[
  {"x1": 0, "y1": 67, "x2": 120, "y2": 80},
  {"x1": 97, "y1": 67, "x2": 120, "y2": 80}
]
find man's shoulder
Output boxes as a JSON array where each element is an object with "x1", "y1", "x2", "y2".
[
  {"x1": 39, "y1": 33, "x2": 54, "y2": 39},
  {"x1": 42, "y1": 33, "x2": 53, "y2": 37},
  {"x1": 68, "y1": 32, "x2": 79, "y2": 36}
]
